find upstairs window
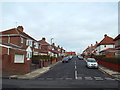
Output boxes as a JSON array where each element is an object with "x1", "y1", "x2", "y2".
[
  {"x1": 26, "y1": 40, "x2": 33, "y2": 47},
  {"x1": 34, "y1": 42, "x2": 38, "y2": 49}
]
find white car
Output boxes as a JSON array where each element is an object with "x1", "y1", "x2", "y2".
[{"x1": 86, "y1": 58, "x2": 98, "y2": 68}]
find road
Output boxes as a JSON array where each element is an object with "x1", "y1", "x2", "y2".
[{"x1": 2, "y1": 56, "x2": 120, "y2": 89}]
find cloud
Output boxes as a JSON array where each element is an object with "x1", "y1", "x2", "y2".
[{"x1": 1, "y1": 2, "x2": 118, "y2": 53}]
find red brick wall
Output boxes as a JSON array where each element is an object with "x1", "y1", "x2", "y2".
[
  {"x1": 2, "y1": 48, "x2": 31, "y2": 74},
  {"x1": 10, "y1": 36, "x2": 21, "y2": 46},
  {"x1": 97, "y1": 59, "x2": 120, "y2": 72}
]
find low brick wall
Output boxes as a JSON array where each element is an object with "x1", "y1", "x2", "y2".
[{"x1": 96, "y1": 59, "x2": 120, "y2": 72}]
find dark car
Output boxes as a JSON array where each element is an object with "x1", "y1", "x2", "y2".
[
  {"x1": 62, "y1": 57, "x2": 69, "y2": 63},
  {"x1": 67, "y1": 56, "x2": 73, "y2": 60}
]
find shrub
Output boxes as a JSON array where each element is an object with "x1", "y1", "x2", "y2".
[
  {"x1": 32, "y1": 55, "x2": 51, "y2": 63},
  {"x1": 94, "y1": 55, "x2": 105, "y2": 60},
  {"x1": 101, "y1": 57, "x2": 120, "y2": 65},
  {"x1": 50, "y1": 56, "x2": 56, "y2": 61}
]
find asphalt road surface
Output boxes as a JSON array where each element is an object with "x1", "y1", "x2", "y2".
[{"x1": 2, "y1": 56, "x2": 120, "y2": 89}]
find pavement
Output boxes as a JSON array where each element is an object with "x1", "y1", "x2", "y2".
[
  {"x1": 2, "y1": 60, "x2": 61, "y2": 79},
  {"x1": 98, "y1": 65, "x2": 120, "y2": 78}
]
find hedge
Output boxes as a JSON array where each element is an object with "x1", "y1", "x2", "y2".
[
  {"x1": 94, "y1": 55, "x2": 120, "y2": 65},
  {"x1": 32, "y1": 55, "x2": 56, "y2": 61}
]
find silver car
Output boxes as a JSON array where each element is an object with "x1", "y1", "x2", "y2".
[{"x1": 86, "y1": 58, "x2": 98, "y2": 68}]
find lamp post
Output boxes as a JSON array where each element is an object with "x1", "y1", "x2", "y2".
[{"x1": 51, "y1": 38, "x2": 54, "y2": 45}]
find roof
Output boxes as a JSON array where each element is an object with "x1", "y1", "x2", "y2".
[
  {"x1": 1, "y1": 26, "x2": 36, "y2": 41},
  {"x1": 66, "y1": 52, "x2": 76, "y2": 54},
  {"x1": 100, "y1": 48, "x2": 116, "y2": 52},
  {"x1": 114, "y1": 34, "x2": 120, "y2": 41},
  {"x1": 17, "y1": 29, "x2": 35, "y2": 41},
  {"x1": 38, "y1": 40, "x2": 50, "y2": 45},
  {"x1": 97, "y1": 35, "x2": 115, "y2": 46}
]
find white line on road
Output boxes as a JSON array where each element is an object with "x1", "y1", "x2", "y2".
[
  {"x1": 75, "y1": 65, "x2": 77, "y2": 69},
  {"x1": 75, "y1": 70, "x2": 78, "y2": 80}
]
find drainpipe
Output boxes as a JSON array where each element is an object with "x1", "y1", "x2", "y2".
[
  {"x1": 8, "y1": 48, "x2": 10, "y2": 55},
  {"x1": 8, "y1": 35, "x2": 10, "y2": 43}
]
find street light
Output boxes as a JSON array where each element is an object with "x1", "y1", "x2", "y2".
[{"x1": 51, "y1": 38, "x2": 54, "y2": 45}]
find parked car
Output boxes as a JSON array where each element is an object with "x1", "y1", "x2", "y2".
[
  {"x1": 86, "y1": 58, "x2": 98, "y2": 68},
  {"x1": 67, "y1": 56, "x2": 73, "y2": 60},
  {"x1": 62, "y1": 57, "x2": 69, "y2": 63},
  {"x1": 77, "y1": 56, "x2": 84, "y2": 60}
]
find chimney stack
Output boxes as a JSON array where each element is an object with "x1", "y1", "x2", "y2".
[
  {"x1": 96, "y1": 41, "x2": 98, "y2": 44},
  {"x1": 104, "y1": 34, "x2": 107, "y2": 37},
  {"x1": 42, "y1": 37, "x2": 46, "y2": 41},
  {"x1": 17, "y1": 26, "x2": 24, "y2": 32},
  {"x1": 52, "y1": 43, "x2": 55, "y2": 46}
]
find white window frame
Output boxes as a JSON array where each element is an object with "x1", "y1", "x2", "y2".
[
  {"x1": 26, "y1": 40, "x2": 33, "y2": 47},
  {"x1": 26, "y1": 52, "x2": 32, "y2": 58},
  {"x1": 34, "y1": 52, "x2": 38, "y2": 55},
  {"x1": 21, "y1": 37, "x2": 24, "y2": 43},
  {"x1": 14, "y1": 54, "x2": 24, "y2": 63},
  {"x1": 34, "y1": 42, "x2": 38, "y2": 49}
]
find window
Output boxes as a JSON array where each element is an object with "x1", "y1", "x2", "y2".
[
  {"x1": 104, "y1": 45, "x2": 106, "y2": 47},
  {"x1": 14, "y1": 54, "x2": 24, "y2": 63},
  {"x1": 34, "y1": 42, "x2": 38, "y2": 49},
  {"x1": 26, "y1": 40, "x2": 33, "y2": 47},
  {"x1": 34, "y1": 52, "x2": 38, "y2": 55}
]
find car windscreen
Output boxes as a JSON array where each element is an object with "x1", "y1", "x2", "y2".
[{"x1": 87, "y1": 60, "x2": 96, "y2": 62}]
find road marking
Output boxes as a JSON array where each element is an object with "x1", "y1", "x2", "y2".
[
  {"x1": 75, "y1": 65, "x2": 77, "y2": 69},
  {"x1": 105, "y1": 77, "x2": 115, "y2": 80},
  {"x1": 46, "y1": 78, "x2": 53, "y2": 80},
  {"x1": 114, "y1": 78, "x2": 120, "y2": 81},
  {"x1": 56, "y1": 78, "x2": 63, "y2": 80},
  {"x1": 75, "y1": 70, "x2": 78, "y2": 80},
  {"x1": 77, "y1": 77, "x2": 82, "y2": 80},
  {"x1": 94, "y1": 77, "x2": 103, "y2": 80},
  {"x1": 84, "y1": 77, "x2": 93, "y2": 80},
  {"x1": 38, "y1": 78, "x2": 45, "y2": 80},
  {"x1": 65, "y1": 78, "x2": 73, "y2": 80}
]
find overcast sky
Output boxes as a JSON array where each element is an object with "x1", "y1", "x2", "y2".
[{"x1": 1, "y1": 2, "x2": 118, "y2": 54}]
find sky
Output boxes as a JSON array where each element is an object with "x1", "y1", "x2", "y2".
[{"x1": 0, "y1": 2, "x2": 118, "y2": 54}]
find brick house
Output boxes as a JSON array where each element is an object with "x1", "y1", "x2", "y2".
[
  {"x1": 51, "y1": 43, "x2": 59, "y2": 57},
  {"x1": 83, "y1": 44, "x2": 95, "y2": 56},
  {"x1": 0, "y1": 26, "x2": 37, "y2": 73},
  {"x1": 38, "y1": 38, "x2": 51, "y2": 55},
  {"x1": 66, "y1": 52, "x2": 76, "y2": 56},
  {"x1": 114, "y1": 34, "x2": 120, "y2": 57},
  {"x1": 60, "y1": 47, "x2": 66, "y2": 56},
  {"x1": 96, "y1": 34, "x2": 115, "y2": 55}
]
